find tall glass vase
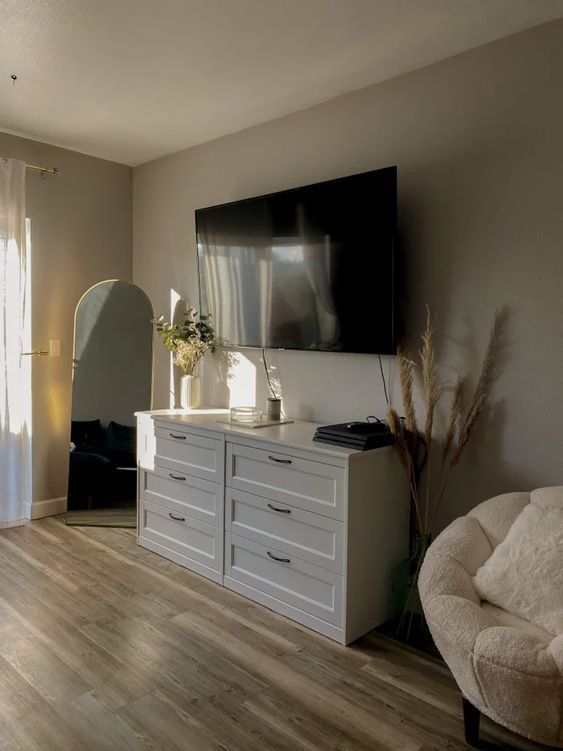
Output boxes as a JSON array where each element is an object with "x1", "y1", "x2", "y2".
[{"x1": 392, "y1": 532, "x2": 432, "y2": 641}]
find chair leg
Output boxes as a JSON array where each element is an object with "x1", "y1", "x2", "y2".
[{"x1": 462, "y1": 697, "x2": 481, "y2": 746}]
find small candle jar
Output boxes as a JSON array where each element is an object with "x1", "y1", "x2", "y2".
[{"x1": 266, "y1": 397, "x2": 282, "y2": 421}]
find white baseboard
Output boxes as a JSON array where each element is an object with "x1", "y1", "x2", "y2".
[
  {"x1": 0, "y1": 519, "x2": 26, "y2": 529},
  {"x1": 25, "y1": 497, "x2": 66, "y2": 520}
]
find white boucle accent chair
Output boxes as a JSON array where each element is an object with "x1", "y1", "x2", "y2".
[{"x1": 419, "y1": 487, "x2": 563, "y2": 747}]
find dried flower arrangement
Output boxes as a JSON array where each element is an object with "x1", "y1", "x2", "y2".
[
  {"x1": 388, "y1": 306, "x2": 506, "y2": 540},
  {"x1": 388, "y1": 306, "x2": 506, "y2": 636},
  {"x1": 172, "y1": 337, "x2": 211, "y2": 375},
  {"x1": 153, "y1": 307, "x2": 216, "y2": 375}
]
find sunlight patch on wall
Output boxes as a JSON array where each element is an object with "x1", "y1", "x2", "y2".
[
  {"x1": 169, "y1": 288, "x2": 181, "y2": 408},
  {"x1": 227, "y1": 352, "x2": 256, "y2": 409}
]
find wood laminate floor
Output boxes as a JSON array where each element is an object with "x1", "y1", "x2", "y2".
[{"x1": 0, "y1": 517, "x2": 551, "y2": 751}]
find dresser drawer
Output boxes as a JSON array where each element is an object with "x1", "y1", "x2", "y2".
[
  {"x1": 139, "y1": 498, "x2": 222, "y2": 575},
  {"x1": 154, "y1": 425, "x2": 223, "y2": 483},
  {"x1": 226, "y1": 488, "x2": 343, "y2": 572},
  {"x1": 225, "y1": 533, "x2": 342, "y2": 626},
  {"x1": 226, "y1": 443, "x2": 345, "y2": 519},
  {"x1": 140, "y1": 469, "x2": 222, "y2": 526}
]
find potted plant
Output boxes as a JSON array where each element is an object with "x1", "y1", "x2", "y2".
[
  {"x1": 388, "y1": 306, "x2": 505, "y2": 638},
  {"x1": 153, "y1": 307, "x2": 216, "y2": 409}
]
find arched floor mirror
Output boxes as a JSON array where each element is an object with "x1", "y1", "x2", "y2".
[{"x1": 66, "y1": 280, "x2": 153, "y2": 527}]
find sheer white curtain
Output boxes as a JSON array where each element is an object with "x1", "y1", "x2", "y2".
[{"x1": 0, "y1": 159, "x2": 30, "y2": 526}]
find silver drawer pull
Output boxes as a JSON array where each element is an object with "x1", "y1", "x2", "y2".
[
  {"x1": 267, "y1": 503, "x2": 291, "y2": 514},
  {"x1": 267, "y1": 551, "x2": 290, "y2": 563},
  {"x1": 268, "y1": 455, "x2": 292, "y2": 464},
  {"x1": 169, "y1": 473, "x2": 186, "y2": 481},
  {"x1": 168, "y1": 512, "x2": 186, "y2": 522},
  {"x1": 169, "y1": 433, "x2": 186, "y2": 440}
]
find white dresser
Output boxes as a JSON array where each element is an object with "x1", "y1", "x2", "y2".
[{"x1": 136, "y1": 410, "x2": 408, "y2": 644}]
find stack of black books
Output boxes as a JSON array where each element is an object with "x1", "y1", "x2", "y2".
[{"x1": 313, "y1": 421, "x2": 393, "y2": 451}]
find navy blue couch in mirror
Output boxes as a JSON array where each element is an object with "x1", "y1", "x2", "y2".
[{"x1": 67, "y1": 420, "x2": 137, "y2": 511}]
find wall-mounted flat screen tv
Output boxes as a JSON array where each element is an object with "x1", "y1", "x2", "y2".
[{"x1": 196, "y1": 166, "x2": 397, "y2": 354}]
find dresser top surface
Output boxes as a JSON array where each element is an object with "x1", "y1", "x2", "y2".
[{"x1": 137, "y1": 409, "x2": 390, "y2": 460}]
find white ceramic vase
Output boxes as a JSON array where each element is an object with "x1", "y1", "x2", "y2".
[{"x1": 180, "y1": 374, "x2": 201, "y2": 409}]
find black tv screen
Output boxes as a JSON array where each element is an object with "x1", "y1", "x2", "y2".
[{"x1": 196, "y1": 166, "x2": 397, "y2": 354}]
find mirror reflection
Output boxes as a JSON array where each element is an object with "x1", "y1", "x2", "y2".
[{"x1": 66, "y1": 280, "x2": 153, "y2": 527}]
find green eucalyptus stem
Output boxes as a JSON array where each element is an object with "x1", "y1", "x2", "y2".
[{"x1": 152, "y1": 307, "x2": 216, "y2": 360}]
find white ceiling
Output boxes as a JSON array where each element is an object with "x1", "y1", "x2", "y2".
[{"x1": 1, "y1": 0, "x2": 561, "y2": 166}]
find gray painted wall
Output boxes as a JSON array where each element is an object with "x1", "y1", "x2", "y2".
[
  {"x1": 133, "y1": 20, "x2": 563, "y2": 527},
  {"x1": 0, "y1": 131, "x2": 132, "y2": 505}
]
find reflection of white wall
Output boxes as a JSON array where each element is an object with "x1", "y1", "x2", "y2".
[
  {"x1": 72, "y1": 281, "x2": 153, "y2": 426},
  {"x1": 227, "y1": 353, "x2": 256, "y2": 409}
]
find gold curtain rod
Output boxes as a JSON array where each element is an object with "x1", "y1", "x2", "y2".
[
  {"x1": 26, "y1": 163, "x2": 59, "y2": 175},
  {"x1": 1, "y1": 158, "x2": 59, "y2": 175}
]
